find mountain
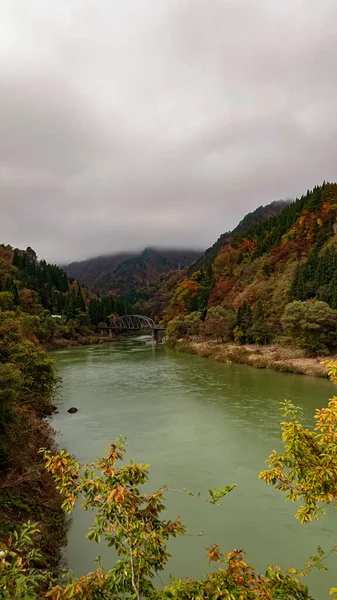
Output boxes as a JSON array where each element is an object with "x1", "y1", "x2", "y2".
[
  {"x1": 188, "y1": 199, "x2": 291, "y2": 275},
  {"x1": 64, "y1": 248, "x2": 202, "y2": 298},
  {"x1": 141, "y1": 199, "x2": 292, "y2": 321},
  {"x1": 64, "y1": 252, "x2": 136, "y2": 290},
  {"x1": 159, "y1": 183, "x2": 337, "y2": 332}
]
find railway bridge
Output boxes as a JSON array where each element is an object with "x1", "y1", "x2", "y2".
[{"x1": 98, "y1": 315, "x2": 165, "y2": 342}]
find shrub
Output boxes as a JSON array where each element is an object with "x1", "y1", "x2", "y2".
[
  {"x1": 281, "y1": 300, "x2": 337, "y2": 355},
  {"x1": 203, "y1": 306, "x2": 235, "y2": 342}
]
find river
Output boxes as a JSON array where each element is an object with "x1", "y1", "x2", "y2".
[{"x1": 51, "y1": 339, "x2": 336, "y2": 598}]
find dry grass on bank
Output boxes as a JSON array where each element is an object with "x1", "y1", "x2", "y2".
[
  {"x1": 174, "y1": 340, "x2": 329, "y2": 378},
  {"x1": 46, "y1": 334, "x2": 115, "y2": 350}
]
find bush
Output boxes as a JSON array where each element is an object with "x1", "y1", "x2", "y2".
[
  {"x1": 166, "y1": 312, "x2": 202, "y2": 339},
  {"x1": 281, "y1": 300, "x2": 337, "y2": 355},
  {"x1": 203, "y1": 307, "x2": 235, "y2": 342}
]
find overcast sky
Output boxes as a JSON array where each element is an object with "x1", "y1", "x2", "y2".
[{"x1": 1, "y1": 0, "x2": 337, "y2": 263}]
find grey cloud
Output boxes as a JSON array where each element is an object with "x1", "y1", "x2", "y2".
[{"x1": 1, "y1": 0, "x2": 337, "y2": 263}]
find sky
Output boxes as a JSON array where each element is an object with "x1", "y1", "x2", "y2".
[{"x1": 1, "y1": 0, "x2": 337, "y2": 264}]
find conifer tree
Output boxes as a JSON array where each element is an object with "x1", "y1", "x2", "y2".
[
  {"x1": 4, "y1": 278, "x2": 19, "y2": 306},
  {"x1": 66, "y1": 295, "x2": 77, "y2": 321},
  {"x1": 235, "y1": 300, "x2": 253, "y2": 344},
  {"x1": 76, "y1": 286, "x2": 86, "y2": 312},
  {"x1": 88, "y1": 298, "x2": 102, "y2": 326},
  {"x1": 252, "y1": 298, "x2": 270, "y2": 344}
]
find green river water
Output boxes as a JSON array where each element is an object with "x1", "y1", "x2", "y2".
[{"x1": 51, "y1": 339, "x2": 337, "y2": 598}]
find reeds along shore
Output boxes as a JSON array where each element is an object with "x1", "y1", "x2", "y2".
[{"x1": 171, "y1": 339, "x2": 329, "y2": 378}]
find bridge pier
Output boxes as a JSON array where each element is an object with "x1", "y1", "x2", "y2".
[{"x1": 152, "y1": 328, "x2": 159, "y2": 342}]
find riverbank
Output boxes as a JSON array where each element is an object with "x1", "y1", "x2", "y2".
[
  {"x1": 0, "y1": 409, "x2": 67, "y2": 582},
  {"x1": 172, "y1": 339, "x2": 330, "y2": 378},
  {"x1": 45, "y1": 333, "x2": 119, "y2": 351},
  {"x1": 0, "y1": 309, "x2": 68, "y2": 590}
]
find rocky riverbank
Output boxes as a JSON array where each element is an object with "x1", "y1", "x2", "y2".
[{"x1": 172, "y1": 339, "x2": 330, "y2": 378}]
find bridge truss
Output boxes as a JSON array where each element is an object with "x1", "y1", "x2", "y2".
[{"x1": 108, "y1": 314, "x2": 157, "y2": 331}]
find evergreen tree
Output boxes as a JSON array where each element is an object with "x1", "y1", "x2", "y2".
[
  {"x1": 66, "y1": 295, "x2": 77, "y2": 321},
  {"x1": 252, "y1": 299, "x2": 270, "y2": 344},
  {"x1": 12, "y1": 249, "x2": 23, "y2": 269},
  {"x1": 76, "y1": 287, "x2": 86, "y2": 312},
  {"x1": 4, "y1": 278, "x2": 19, "y2": 306},
  {"x1": 88, "y1": 298, "x2": 102, "y2": 326},
  {"x1": 235, "y1": 300, "x2": 253, "y2": 344},
  {"x1": 39, "y1": 285, "x2": 52, "y2": 311},
  {"x1": 187, "y1": 294, "x2": 199, "y2": 313},
  {"x1": 323, "y1": 273, "x2": 337, "y2": 309}
]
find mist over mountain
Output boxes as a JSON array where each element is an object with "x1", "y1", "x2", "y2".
[
  {"x1": 64, "y1": 248, "x2": 202, "y2": 297},
  {"x1": 189, "y1": 199, "x2": 292, "y2": 274}
]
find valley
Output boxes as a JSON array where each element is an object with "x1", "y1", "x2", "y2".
[{"x1": 2, "y1": 183, "x2": 337, "y2": 599}]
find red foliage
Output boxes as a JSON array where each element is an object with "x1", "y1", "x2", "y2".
[
  {"x1": 208, "y1": 278, "x2": 237, "y2": 306},
  {"x1": 270, "y1": 240, "x2": 303, "y2": 265},
  {"x1": 242, "y1": 238, "x2": 256, "y2": 253},
  {"x1": 232, "y1": 291, "x2": 257, "y2": 311}
]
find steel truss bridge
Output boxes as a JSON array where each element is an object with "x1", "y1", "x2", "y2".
[{"x1": 99, "y1": 315, "x2": 165, "y2": 341}]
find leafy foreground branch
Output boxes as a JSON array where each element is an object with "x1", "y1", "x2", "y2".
[
  {"x1": 260, "y1": 361, "x2": 337, "y2": 526},
  {"x1": 0, "y1": 439, "x2": 313, "y2": 599},
  {"x1": 3, "y1": 362, "x2": 337, "y2": 598}
]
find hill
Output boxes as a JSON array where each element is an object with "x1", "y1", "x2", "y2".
[
  {"x1": 188, "y1": 199, "x2": 291, "y2": 275},
  {"x1": 141, "y1": 199, "x2": 291, "y2": 322},
  {"x1": 63, "y1": 252, "x2": 136, "y2": 290},
  {"x1": 64, "y1": 247, "x2": 202, "y2": 299},
  {"x1": 0, "y1": 244, "x2": 138, "y2": 332},
  {"x1": 162, "y1": 182, "x2": 337, "y2": 356}
]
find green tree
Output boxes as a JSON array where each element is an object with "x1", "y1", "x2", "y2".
[
  {"x1": 234, "y1": 300, "x2": 253, "y2": 344},
  {"x1": 0, "y1": 291, "x2": 15, "y2": 311},
  {"x1": 88, "y1": 298, "x2": 103, "y2": 326},
  {"x1": 76, "y1": 286, "x2": 86, "y2": 312},
  {"x1": 166, "y1": 312, "x2": 201, "y2": 340},
  {"x1": 252, "y1": 298, "x2": 270, "y2": 344},
  {"x1": 281, "y1": 300, "x2": 337, "y2": 355},
  {"x1": 0, "y1": 310, "x2": 57, "y2": 466},
  {"x1": 3, "y1": 278, "x2": 19, "y2": 306}
]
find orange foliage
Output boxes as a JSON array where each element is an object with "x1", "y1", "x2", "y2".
[
  {"x1": 18, "y1": 288, "x2": 41, "y2": 314},
  {"x1": 213, "y1": 246, "x2": 240, "y2": 275},
  {"x1": 242, "y1": 238, "x2": 256, "y2": 253}
]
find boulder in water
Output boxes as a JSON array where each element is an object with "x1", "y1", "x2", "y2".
[{"x1": 67, "y1": 407, "x2": 78, "y2": 414}]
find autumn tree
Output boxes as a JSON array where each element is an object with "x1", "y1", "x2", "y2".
[
  {"x1": 203, "y1": 306, "x2": 236, "y2": 342},
  {"x1": 0, "y1": 436, "x2": 315, "y2": 599},
  {"x1": 259, "y1": 360, "x2": 337, "y2": 596},
  {"x1": 0, "y1": 309, "x2": 56, "y2": 468}
]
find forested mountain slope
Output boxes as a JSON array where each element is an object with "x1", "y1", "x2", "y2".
[
  {"x1": 0, "y1": 244, "x2": 93, "y2": 324},
  {"x1": 188, "y1": 199, "x2": 290, "y2": 275},
  {"x1": 64, "y1": 247, "x2": 201, "y2": 297},
  {"x1": 63, "y1": 252, "x2": 136, "y2": 290},
  {"x1": 161, "y1": 183, "x2": 337, "y2": 354}
]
